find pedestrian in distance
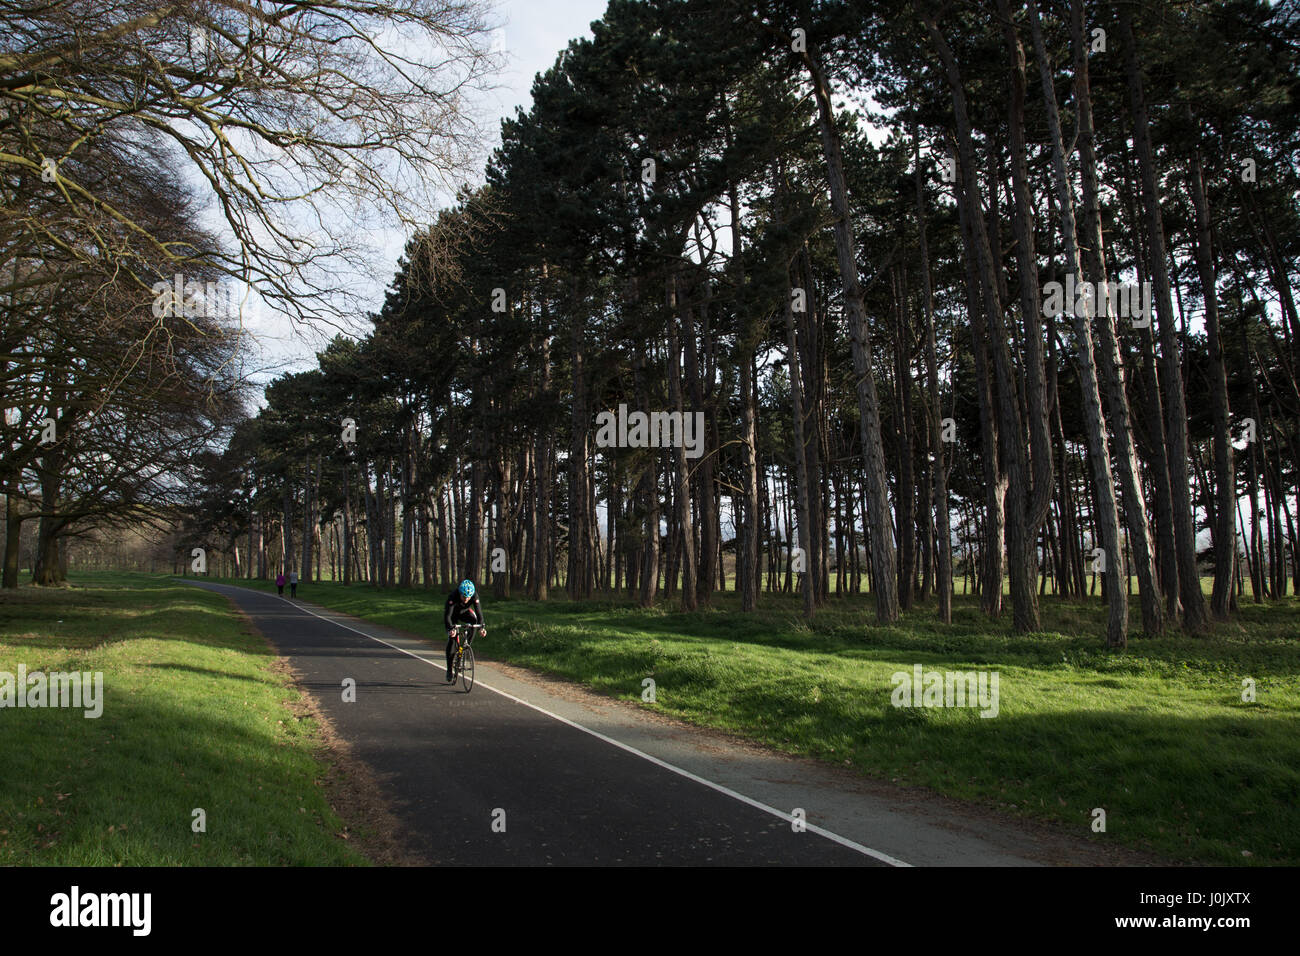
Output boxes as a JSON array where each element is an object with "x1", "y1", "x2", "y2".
[
  {"x1": 289, "y1": 570, "x2": 298, "y2": 598},
  {"x1": 276, "y1": 571, "x2": 285, "y2": 596}
]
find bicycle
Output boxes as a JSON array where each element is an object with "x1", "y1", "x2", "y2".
[{"x1": 449, "y1": 622, "x2": 482, "y2": 693}]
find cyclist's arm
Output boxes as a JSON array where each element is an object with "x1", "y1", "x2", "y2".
[{"x1": 444, "y1": 596, "x2": 455, "y2": 633}]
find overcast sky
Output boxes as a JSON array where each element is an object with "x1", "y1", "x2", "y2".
[{"x1": 242, "y1": 0, "x2": 611, "y2": 390}]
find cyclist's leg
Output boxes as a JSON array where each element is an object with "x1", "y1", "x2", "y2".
[{"x1": 445, "y1": 631, "x2": 456, "y2": 681}]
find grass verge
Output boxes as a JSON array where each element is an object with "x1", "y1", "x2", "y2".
[{"x1": 0, "y1": 572, "x2": 371, "y2": 865}]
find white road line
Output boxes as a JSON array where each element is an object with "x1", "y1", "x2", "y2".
[{"x1": 195, "y1": 580, "x2": 912, "y2": 868}]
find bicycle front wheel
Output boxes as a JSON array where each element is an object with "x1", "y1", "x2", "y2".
[{"x1": 460, "y1": 644, "x2": 475, "y2": 693}]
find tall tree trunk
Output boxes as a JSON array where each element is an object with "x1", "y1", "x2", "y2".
[
  {"x1": 785, "y1": 266, "x2": 815, "y2": 621},
  {"x1": 738, "y1": 348, "x2": 760, "y2": 611},
  {"x1": 669, "y1": 276, "x2": 697, "y2": 611},
  {"x1": 302, "y1": 457, "x2": 315, "y2": 584},
  {"x1": 1184, "y1": 110, "x2": 1235, "y2": 619},
  {"x1": 997, "y1": 0, "x2": 1059, "y2": 631},
  {"x1": 800, "y1": 39, "x2": 898, "y2": 622},
  {"x1": 567, "y1": 290, "x2": 593, "y2": 599},
  {"x1": 1029, "y1": 0, "x2": 1126, "y2": 646},
  {"x1": 914, "y1": 123, "x2": 952, "y2": 624},
  {"x1": 1119, "y1": 4, "x2": 1207, "y2": 631},
  {"x1": 247, "y1": 500, "x2": 255, "y2": 580},
  {"x1": 4, "y1": 483, "x2": 23, "y2": 589},
  {"x1": 930, "y1": 13, "x2": 1008, "y2": 621},
  {"x1": 400, "y1": 437, "x2": 413, "y2": 588},
  {"x1": 437, "y1": 490, "x2": 451, "y2": 590},
  {"x1": 1119, "y1": 144, "x2": 1180, "y2": 617},
  {"x1": 533, "y1": 332, "x2": 552, "y2": 601},
  {"x1": 1069, "y1": 0, "x2": 1163, "y2": 635},
  {"x1": 342, "y1": 457, "x2": 352, "y2": 585},
  {"x1": 727, "y1": 171, "x2": 761, "y2": 613},
  {"x1": 796, "y1": 245, "x2": 827, "y2": 604},
  {"x1": 634, "y1": 349, "x2": 659, "y2": 607},
  {"x1": 282, "y1": 483, "x2": 295, "y2": 576},
  {"x1": 893, "y1": 266, "x2": 916, "y2": 610},
  {"x1": 685, "y1": 302, "x2": 716, "y2": 607}
]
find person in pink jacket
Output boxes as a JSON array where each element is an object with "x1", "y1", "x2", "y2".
[{"x1": 276, "y1": 571, "x2": 285, "y2": 596}]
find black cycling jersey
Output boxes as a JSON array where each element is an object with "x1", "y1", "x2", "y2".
[{"x1": 444, "y1": 592, "x2": 484, "y2": 631}]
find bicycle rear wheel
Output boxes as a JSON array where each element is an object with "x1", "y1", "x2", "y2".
[{"x1": 460, "y1": 644, "x2": 475, "y2": 692}]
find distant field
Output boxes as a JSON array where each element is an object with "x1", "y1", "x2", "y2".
[
  {"x1": 205, "y1": 572, "x2": 1300, "y2": 865},
  {"x1": 0, "y1": 573, "x2": 369, "y2": 865}
]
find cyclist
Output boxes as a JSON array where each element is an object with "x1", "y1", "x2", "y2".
[{"x1": 445, "y1": 579, "x2": 485, "y2": 683}]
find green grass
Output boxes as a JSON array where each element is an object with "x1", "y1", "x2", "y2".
[
  {"x1": 206, "y1": 572, "x2": 1300, "y2": 865},
  {"x1": 0, "y1": 572, "x2": 370, "y2": 865}
]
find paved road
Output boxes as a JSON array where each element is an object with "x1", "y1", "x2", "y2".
[{"x1": 188, "y1": 581, "x2": 886, "y2": 866}]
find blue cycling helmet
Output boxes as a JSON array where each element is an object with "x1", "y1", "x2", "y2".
[{"x1": 458, "y1": 580, "x2": 476, "y2": 599}]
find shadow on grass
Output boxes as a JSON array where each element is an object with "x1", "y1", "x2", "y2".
[
  {"x1": 0, "y1": 582, "x2": 267, "y2": 656},
  {"x1": 841, "y1": 707, "x2": 1300, "y2": 865},
  {"x1": 141, "y1": 662, "x2": 272, "y2": 683},
  {"x1": 0, "y1": 673, "x2": 359, "y2": 866},
  {"x1": 486, "y1": 599, "x2": 1300, "y2": 677}
]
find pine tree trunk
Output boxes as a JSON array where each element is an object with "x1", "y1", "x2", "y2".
[
  {"x1": 1185, "y1": 114, "x2": 1236, "y2": 619},
  {"x1": 1119, "y1": 5, "x2": 1207, "y2": 631},
  {"x1": 533, "y1": 335, "x2": 552, "y2": 600},
  {"x1": 282, "y1": 483, "x2": 295, "y2": 577},
  {"x1": 997, "y1": 0, "x2": 1058, "y2": 630},
  {"x1": 893, "y1": 266, "x2": 916, "y2": 611},
  {"x1": 796, "y1": 245, "x2": 827, "y2": 604},
  {"x1": 568, "y1": 291, "x2": 592, "y2": 599},
  {"x1": 340, "y1": 455, "x2": 351, "y2": 582},
  {"x1": 684, "y1": 301, "x2": 716, "y2": 607},
  {"x1": 1069, "y1": 0, "x2": 1162, "y2": 635},
  {"x1": 914, "y1": 124, "x2": 952, "y2": 623},
  {"x1": 785, "y1": 267, "x2": 815, "y2": 621},
  {"x1": 1029, "y1": 0, "x2": 1127, "y2": 646},
  {"x1": 302, "y1": 457, "x2": 314, "y2": 584},
  {"x1": 801, "y1": 40, "x2": 898, "y2": 622},
  {"x1": 669, "y1": 277, "x2": 697, "y2": 611},
  {"x1": 634, "y1": 349, "x2": 659, "y2": 607}
]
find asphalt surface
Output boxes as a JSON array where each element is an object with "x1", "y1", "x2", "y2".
[{"x1": 187, "y1": 581, "x2": 886, "y2": 866}]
